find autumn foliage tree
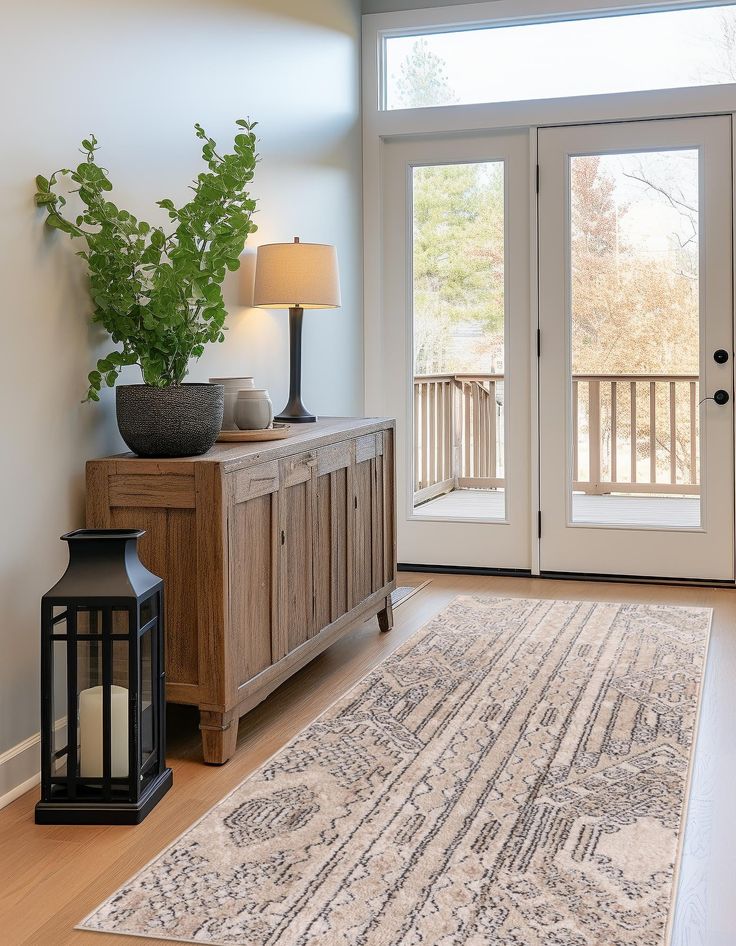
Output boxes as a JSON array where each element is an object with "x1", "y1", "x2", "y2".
[
  {"x1": 571, "y1": 154, "x2": 699, "y2": 481},
  {"x1": 571, "y1": 154, "x2": 698, "y2": 377}
]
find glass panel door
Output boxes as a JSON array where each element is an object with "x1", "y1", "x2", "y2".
[
  {"x1": 381, "y1": 131, "x2": 531, "y2": 569},
  {"x1": 411, "y1": 160, "x2": 506, "y2": 522},
  {"x1": 539, "y1": 116, "x2": 734, "y2": 580},
  {"x1": 570, "y1": 148, "x2": 701, "y2": 528}
]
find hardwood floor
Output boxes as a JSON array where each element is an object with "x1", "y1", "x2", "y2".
[{"x1": 1, "y1": 573, "x2": 734, "y2": 946}]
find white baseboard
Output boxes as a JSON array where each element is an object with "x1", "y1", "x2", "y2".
[
  {"x1": 0, "y1": 732, "x2": 41, "y2": 810},
  {"x1": 0, "y1": 718, "x2": 67, "y2": 811}
]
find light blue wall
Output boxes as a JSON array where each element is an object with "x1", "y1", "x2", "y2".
[{"x1": 0, "y1": 0, "x2": 363, "y2": 799}]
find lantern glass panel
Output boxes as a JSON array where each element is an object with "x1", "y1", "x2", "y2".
[
  {"x1": 140, "y1": 595, "x2": 158, "y2": 626},
  {"x1": 77, "y1": 636, "x2": 108, "y2": 779},
  {"x1": 109, "y1": 638, "x2": 131, "y2": 781},
  {"x1": 140, "y1": 623, "x2": 157, "y2": 775},
  {"x1": 77, "y1": 614, "x2": 104, "y2": 687},
  {"x1": 51, "y1": 636, "x2": 68, "y2": 778},
  {"x1": 77, "y1": 607, "x2": 104, "y2": 638},
  {"x1": 73, "y1": 620, "x2": 131, "y2": 786},
  {"x1": 111, "y1": 609, "x2": 131, "y2": 689},
  {"x1": 112, "y1": 608, "x2": 130, "y2": 637}
]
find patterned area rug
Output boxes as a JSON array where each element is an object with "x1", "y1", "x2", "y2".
[{"x1": 80, "y1": 595, "x2": 711, "y2": 946}]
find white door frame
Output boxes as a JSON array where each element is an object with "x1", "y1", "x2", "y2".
[
  {"x1": 382, "y1": 131, "x2": 532, "y2": 569},
  {"x1": 362, "y1": 0, "x2": 736, "y2": 578}
]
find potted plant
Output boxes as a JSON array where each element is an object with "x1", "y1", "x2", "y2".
[{"x1": 34, "y1": 119, "x2": 258, "y2": 457}]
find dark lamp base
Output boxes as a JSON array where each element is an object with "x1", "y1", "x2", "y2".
[
  {"x1": 276, "y1": 412, "x2": 317, "y2": 424},
  {"x1": 278, "y1": 306, "x2": 318, "y2": 425},
  {"x1": 34, "y1": 767, "x2": 172, "y2": 825}
]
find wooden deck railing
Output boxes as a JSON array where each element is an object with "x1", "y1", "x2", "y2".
[
  {"x1": 573, "y1": 374, "x2": 700, "y2": 495},
  {"x1": 413, "y1": 374, "x2": 504, "y2": 503},
  {"x1": 413, "y1": 372, "x2": 700, "y2": 503}
]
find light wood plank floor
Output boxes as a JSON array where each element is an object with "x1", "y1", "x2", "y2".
[
  {"x1": 418, "y1": 488, "x2": 701, "y2": 528},
  {"x1": 1, "y1": 573, "x2": 734, "y2": 946}
]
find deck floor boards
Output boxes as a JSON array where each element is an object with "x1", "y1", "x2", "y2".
[{"x1": 417, "y1": 488, "x2": 701, "y2": 528}]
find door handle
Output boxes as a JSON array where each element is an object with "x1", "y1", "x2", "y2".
[
  {"x1": 713, "y1": 389, "x2": 730, "y2": 405},
  {"x1": 714, "y1": 349, "x2": 730, "y2": 364}
]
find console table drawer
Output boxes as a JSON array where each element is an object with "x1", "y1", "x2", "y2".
[
  {"x1": 316, "y1": 440, "x2": 354, "y2": 475},
  {"x1": 232, "y1": 461, "x2": 280, "y2": 503},
  {"x1": 356, "y1": 433, "x2": 380, "y2": 463},
  {"x1": 280, "y1": 450, "x2": 317, "y2": 487}
]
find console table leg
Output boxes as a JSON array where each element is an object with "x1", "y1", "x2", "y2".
[
  {"x1": 378, "y1": 595, "x2": 394, "y2": 633},
  {"x1": 199, "y1": 709, "x2": 239, "y2": 765}
]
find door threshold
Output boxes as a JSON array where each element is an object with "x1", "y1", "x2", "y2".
[
  {"x1": 398, "y1": 563, "x2": 533, "y2": 578},
  {"x1": 398, "y1": 563, "x2": 735, "y2": 589},
  {"x1": 539, "y1": 570, "x2": 736, "y2": 590}
]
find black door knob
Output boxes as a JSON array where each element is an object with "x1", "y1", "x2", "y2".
[
  {"x1": 714, "y1": 349, "x2": 730, "y2": 364},
  {"x1": 713, "y1": 389, "x2": 730, "y2": 405}
]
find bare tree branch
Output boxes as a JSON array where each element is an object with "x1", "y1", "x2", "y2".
[{"x1": 621, "y1": 170, "x2": 698, "y2": 215}]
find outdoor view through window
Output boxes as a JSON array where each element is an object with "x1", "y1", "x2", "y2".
[
  {"x1": 412, "y1": 160, "x2": 506, "y2": 519},
  {"x1": 570, "y1": 150, "x2": 701, "y2": 527},
  {"x1": 386, "y1": 4, "x2": 736, "y2": 109}
]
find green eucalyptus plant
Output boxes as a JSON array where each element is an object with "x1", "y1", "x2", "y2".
[{"x1": 34, "y1": 119, "x2": 258, "y2": 401}]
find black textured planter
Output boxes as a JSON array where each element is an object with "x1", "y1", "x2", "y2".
[{"x1": 116, "y1": 384, "x2": 224, "y2": 458}]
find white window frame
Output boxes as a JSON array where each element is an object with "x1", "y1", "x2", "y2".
[{"x1": 362, "y1": 0, "x2": 736, "y2": 574}]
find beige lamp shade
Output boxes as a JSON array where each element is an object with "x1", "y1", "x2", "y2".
[{"x1": 253, "y1": 239, "x2": 341, "y2": 309}]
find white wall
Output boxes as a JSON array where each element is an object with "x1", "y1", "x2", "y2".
[{"x1": 0, "y1": 0, "x2": 362, "y2": 803}]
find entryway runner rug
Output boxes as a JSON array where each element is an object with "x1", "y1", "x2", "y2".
[{"x1": 80, "y1": 595, "x2": 711, "y2": 946}]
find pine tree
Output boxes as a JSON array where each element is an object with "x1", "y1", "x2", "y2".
[{"x1": 395, "y1": 39, "x2": 457, "y2": 109}]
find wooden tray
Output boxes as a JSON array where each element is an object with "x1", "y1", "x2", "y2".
[{"x1": 216, "y1": 423, "x2": 291, "y2": 443}]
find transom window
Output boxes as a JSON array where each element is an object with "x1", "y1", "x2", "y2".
[{"x1": 384, "y1": 3, "x2": 736, "y2": 110}]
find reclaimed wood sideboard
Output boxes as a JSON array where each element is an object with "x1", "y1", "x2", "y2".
[{"x1": 86, "y1": 417, "x2": 396, "y2": 763}]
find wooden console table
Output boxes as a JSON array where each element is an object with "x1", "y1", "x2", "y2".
[{"x1": 86, "y1": 417, "x2": 396, "y2": 763}]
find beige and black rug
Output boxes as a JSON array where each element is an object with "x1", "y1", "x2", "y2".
[{"x1": 80, "y1": 595, "x2": 711, "y2": 946}]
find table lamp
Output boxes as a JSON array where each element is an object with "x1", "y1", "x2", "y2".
[{"x1": 253, "y1": 237, "x2": 341, "y2": 423}]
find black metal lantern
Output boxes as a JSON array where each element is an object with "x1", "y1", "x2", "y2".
[{"x1": 35, "y1": 529, "x2": 172, "y2": 825}]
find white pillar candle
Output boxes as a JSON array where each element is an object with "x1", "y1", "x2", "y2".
[{"x1": 79, "y1": 685, "x2": 129, "y2": 778}]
